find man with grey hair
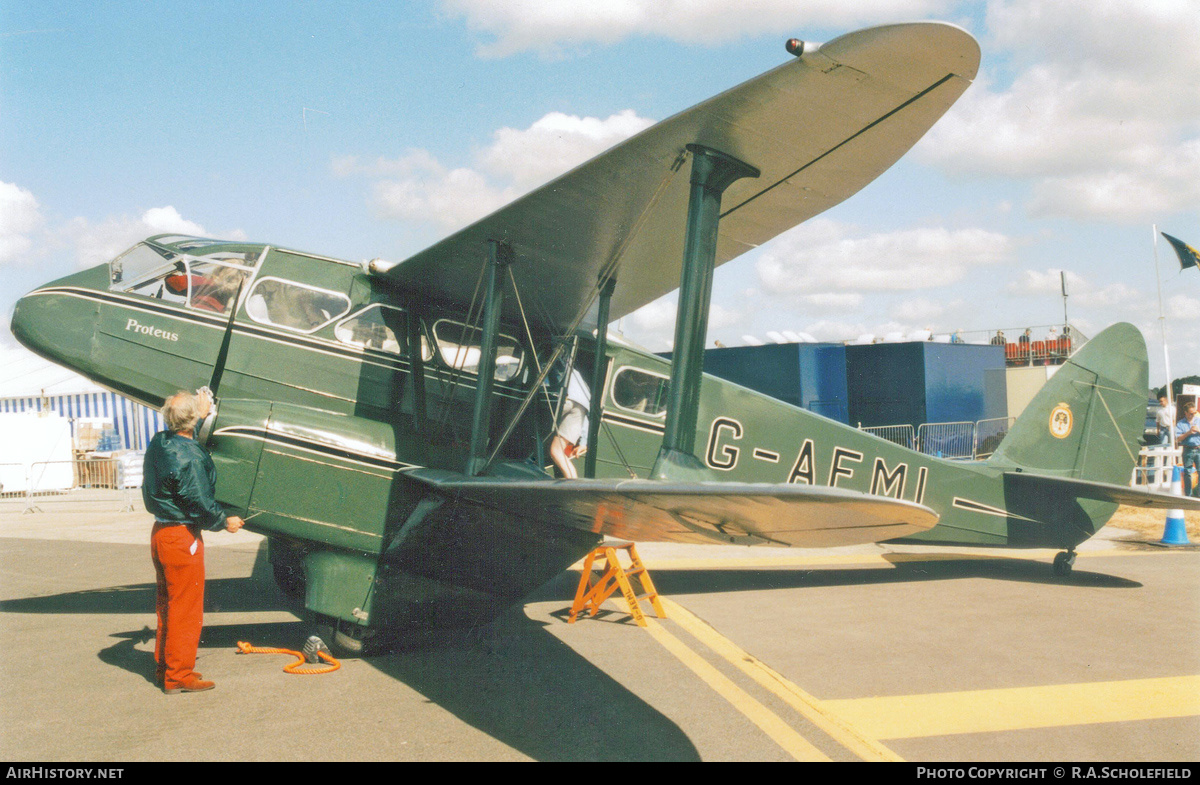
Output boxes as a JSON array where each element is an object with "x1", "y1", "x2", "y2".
[{"x1": 143, "y1": 389, "x2": 244, "y2": 694}]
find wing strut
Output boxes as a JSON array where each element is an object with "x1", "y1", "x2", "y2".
[
  {"x1": 466, "y1": 240, "x2": 513, "y2": 476},
  {"x1": 584, "y1": 275, "x2": 616, "y2": 479},
  {"x1": 652, "y1": 145, "x2": 759, "y2": 480}
]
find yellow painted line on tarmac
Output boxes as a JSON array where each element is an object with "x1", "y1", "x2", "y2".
[
  {"x1": 638, "y1": 616, "x2": 832, "y2": 761},
  {"x1": 822, "y1": 675, "x2": 1200, "y2": 740},
  {"x1": 659, "y1": 597, "x2": 903, "y2": 762}
]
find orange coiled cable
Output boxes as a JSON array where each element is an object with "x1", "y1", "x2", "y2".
[{"x1": 236, "y1": 641, "x2": 341, "y2": 674}]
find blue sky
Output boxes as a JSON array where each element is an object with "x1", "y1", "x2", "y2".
[{"x1": 3, "y1": 1, "x2": 1197, "y2": 387}]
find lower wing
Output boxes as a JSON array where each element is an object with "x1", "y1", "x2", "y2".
[{"x1": 403, "y1": 469, "x2": 938, "y2": 548}]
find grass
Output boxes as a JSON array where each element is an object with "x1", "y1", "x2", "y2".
[{"x1": 1107, "y1": 505, "x2": 1200, "y2": 541}]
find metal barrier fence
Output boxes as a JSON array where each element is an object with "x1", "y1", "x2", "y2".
[
  {"x1": 859, "y1": 417, "x2": 1012, "y2": 461},
  {"x1": 13, "y1": 458, "x2": 137, "y2": 514},
  {"x1": 1133, "y1": 446, "x2": 1180, "y2": 491},
  {"x1": 975, "y1": 417, "x2": 1015, "y2": 460},
  {"x1": 0, "y1": 461, "x2": 28, "y2": 511},
  {"x1": 917, "y1": 421, "x2": 976, "y2": 460},
  {"x1": 859, "y1": 424, "x2": 916, "y2": 450}
]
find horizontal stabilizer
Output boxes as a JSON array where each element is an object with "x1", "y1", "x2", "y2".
[
  {"x1": 403, "y1": 469, "x2": 939, "y2": 548},
  {"x1": 1004, "y1": 472, "x2": 1200, "y2": 512}
]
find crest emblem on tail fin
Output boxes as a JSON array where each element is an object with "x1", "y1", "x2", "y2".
[{"x1": 1049, "y1": 403, "x2": 1073, "y2": 439}]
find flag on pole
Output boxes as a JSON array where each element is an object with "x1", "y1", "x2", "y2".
[{"x1": 1161, "y1": 232, "x2": 1199, "y2": 272}]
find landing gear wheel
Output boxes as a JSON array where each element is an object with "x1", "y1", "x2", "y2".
[
  {"x1": 272, "y1": 561, "x2": 305, "y2": 601},
  {"x1": 1053, "y1": 551, "x2": 1076, "y2": 577},
  {"x1": 312, "y1": 615, "x2": 374, "y2": 658}
]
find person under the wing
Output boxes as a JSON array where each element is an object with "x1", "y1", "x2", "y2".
[{"x1": 549, "y1": 363, "x2": 590, "y2": 480}]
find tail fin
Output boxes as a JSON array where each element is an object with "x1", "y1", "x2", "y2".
[{"x1": 988, "y1": 323, "x2": 1148, "y2": 486}]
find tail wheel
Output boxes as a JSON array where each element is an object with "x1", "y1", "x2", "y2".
[{"x1": 1053, "y1": 551, "x2": 1076, "y2": 577}]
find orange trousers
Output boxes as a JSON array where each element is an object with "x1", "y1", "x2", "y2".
[{"x1": 151, "y1": 523, "x2": 205, "y2": 690}]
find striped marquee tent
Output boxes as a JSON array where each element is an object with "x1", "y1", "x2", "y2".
[{"x1": 0, "y1": 345, "x2": 163, "y2": 452}]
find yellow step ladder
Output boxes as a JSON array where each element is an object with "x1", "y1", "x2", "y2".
[{"x1": 569, "y1": 541, "x2": 665, "y2": 627}]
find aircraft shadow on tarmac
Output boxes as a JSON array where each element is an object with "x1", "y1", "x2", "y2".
[
  {"x1": 0, "y1": 549, "x2": 702, "y2": 762},
  {"x1": 644, "y1": 553, "x2": 1144, "y2": 595},
  {"x1": 0, "y1": 549, "x2": 1140, "y2": 619},
  {"x1": 359, "y1": 580, "x2": 703, "y2": 762},
  {"x1": 0, "y1": 544, "x2": 1141, "y2": 762}
]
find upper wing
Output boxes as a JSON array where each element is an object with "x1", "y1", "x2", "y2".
[
  {"x1": 404, "y1": 469, "x2": 939, "y2": 548},
  {"x1": 379, "y1": 22, "x2": 980, "y2": 333}
]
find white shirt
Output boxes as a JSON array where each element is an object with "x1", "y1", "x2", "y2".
[{"x1": 566, "y1": 369, "x2": 590, "y2": 409}]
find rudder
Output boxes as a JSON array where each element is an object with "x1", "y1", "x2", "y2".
[{"x1": 988, "y1": 323, "x2": 1148, "y2": 486}]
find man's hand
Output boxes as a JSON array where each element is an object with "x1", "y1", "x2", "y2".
[
  {"x1": 196, "y1": 386, "x2": 214, "y2": 419},
  {"x1": 225, "y1": 515, "x2": 244, "y2": 533}
]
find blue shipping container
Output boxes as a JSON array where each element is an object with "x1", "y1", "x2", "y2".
[
  {"x1": 845, "y1": 342, "x2": 1006, "y2": 429},
  {"x1": 699, "y1": 343, "x2": 849, "y2": 423}
]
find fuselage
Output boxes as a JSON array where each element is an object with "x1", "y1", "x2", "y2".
[
  {"x1": 11, "y1": 235, "x2": 1121, "y2": 633},
  {"x1": 11, "y1": 235, "x2": 1103, "y2": 551}
]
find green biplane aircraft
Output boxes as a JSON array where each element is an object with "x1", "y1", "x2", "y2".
[{"x1": 12, "y1": 22, "x2": 1198, "y2": 653}]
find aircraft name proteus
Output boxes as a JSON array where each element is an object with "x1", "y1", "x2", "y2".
[
  {"x1": 125, "y1": 318, "x2": 179, "y2": 342},
  {"x1": 704, "y1": 416, "x2": 929, "y2": 505}
]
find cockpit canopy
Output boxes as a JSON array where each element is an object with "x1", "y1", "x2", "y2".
[
  {"x1": 109, "y1": 235, "x2": 267, "y2": 317},
  {"x1": 106, "y1": 235, "x2": 526, "y2": 383}
]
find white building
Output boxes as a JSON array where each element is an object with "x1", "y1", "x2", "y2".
[{"x1": 0, "y1": 344, "x2": 163, "y2": 452}]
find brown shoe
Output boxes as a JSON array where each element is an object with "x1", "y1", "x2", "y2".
[
  {"x1": 163, "y1": 678, "x2": 215, "y2": 694},
  {"x1": 156, "y1": 671, "x2": 201, "y2": 686}
]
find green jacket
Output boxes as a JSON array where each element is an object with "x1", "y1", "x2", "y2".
[{"x1": 142, "y1": 428, "x2": 228, "y2": 531}]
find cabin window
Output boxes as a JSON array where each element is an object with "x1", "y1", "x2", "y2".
[
  {"x1": 112, "y1": 241, "x2": 263, "y2": 316},
  {"x1": 335, "y1": 305, "x2": 433, "y2": 360},
  {"x1": 110, "y1": 243, "x2": 178, "y2": 290},
  {"x1": 244, "y1": 276, "x2": 351, "y2": 333},
  {"x1": 431, "y1": 319, "x2": 524, "y2": 382},
  {"x1": 611, "y1": 366, "x2": 671, "y2": 418},
  {"x1": 179, "y1": 261, "x2": 252, "y2": 315}
]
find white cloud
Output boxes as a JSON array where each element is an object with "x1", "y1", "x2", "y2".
[
  {"x1": 628, "y1": 296, "x2": 739, "y2": 331},
  {"x1": 1027, "y1": 140, "x2": 1200, "y2": 222},
  {"x1": 371, "y1": 166, "x2": 519, "y2": 230},
  {"x1": 142, "y1": 206, "x2": 206, "y2": 236},
  {"x1": 629, "y1": 295, "x2": 679, "y2": 333},
  {"x1": 1073, "y1": 282, "x2": 1146, "y2": 310},
  {"x1": 1006, "y1": 268, "x2": 1086, "y2": 297},
  {"x1": 918, "y1": 0, "x2": 1200, "y2": 222},
  {"x1": 803, "y1": 292, "x2": 864, "y2": 311},
  {"x1": 440, "y1": 0, "x2": 950, "y2": 57},
  {"x1": 987, "y1": 0, "x2": 1200, "y2": 93},
  {"x1": 890, "y1": 297, "x2": 948, "y2": 323},
  {"x1": 65, "y1": 207, "x2": 208, "y2": 268},
  {"x1": 332, "y1": 150, "x2": 444, "y2": 179},
  {"x1": 1007, "y1": 267, "x2": 1150, "y2": 311},
  {"x1": 1167, "y1": 293, "x2": 1200, "y2": 322},
  {"x1": 756, "y1": 218, "x2": 1013, "y2": 295},
  {"x1": 340, "y1": 110, "x2": 654, "y2": 231},
  {"x1": 623, "y1": 294, "x2": 744, "y2": 349},
  {"x1": 0, "y1": 182, "x2": 44, "y2": 266},
  {"x1": 481, "y1": 110, "x2": 653, "y2": 188}
]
